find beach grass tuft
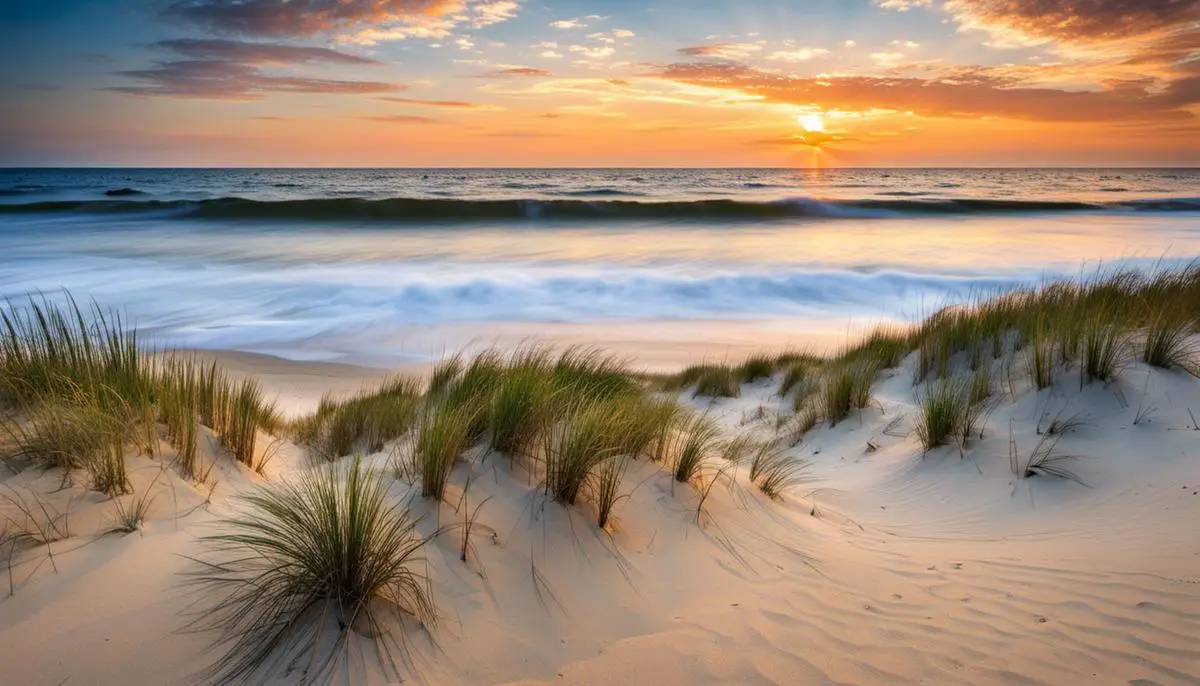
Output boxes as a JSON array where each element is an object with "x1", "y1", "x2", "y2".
[
  {"x1": 186, "y1": 457, "x2": 435, "y2": 685},
  {"x1": 404, "y1": 399, "x2": 478, "y2": 502},
  {"x1": 1142, "y1": 312, "x2": 1197, "y2": 375},
  {"x1": 748, "y1": 440, "x2": 809, "y2": 499},
  {"x1": 736, "y1": 355, "x2": 775, "y2": 384},
  {"x1": 670, "y1": 411, "x2": 722, "y2": 484}
]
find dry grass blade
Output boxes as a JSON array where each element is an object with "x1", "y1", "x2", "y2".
[{"x1": 1023, "y1": 434, "x2": 1086, "y2": 486}]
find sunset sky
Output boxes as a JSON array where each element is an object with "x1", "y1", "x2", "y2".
[{"x1": 1, "y1": 0, "x2": 1197, "y2": 167}]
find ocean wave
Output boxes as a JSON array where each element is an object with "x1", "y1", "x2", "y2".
[
  {"x1": 104, "y1": 188, "x2": 146, "y2": 196},
  {"x1": 1, "y1": 195, "x2": 1196, "y2": 222},
  {"x1": 552, "y1": 188, "x2": 646, "y2": 197},
  {"x1": 0, "y1": 264, "x2": 1031, "y2": 352}
]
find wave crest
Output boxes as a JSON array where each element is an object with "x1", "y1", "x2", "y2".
[{"x1": 1, "y1": 195, "x2": 1196, "y2": 222}]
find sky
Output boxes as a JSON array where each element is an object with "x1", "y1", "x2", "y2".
[{"x1": 1, "y1": 0, "x2": 1197, "y2": 167}]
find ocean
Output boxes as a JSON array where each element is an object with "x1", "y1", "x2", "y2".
[{"x1": 1, "y1": 168, "x2": 1197, "y2": 368}]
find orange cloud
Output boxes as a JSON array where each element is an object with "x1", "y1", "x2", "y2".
[
  {"x1": 377, "y1": 96, "x2": 495, "y2": 109},
  {"x1": 657, "y1": 61, "x2": 1199, "y2": 123},
  {"x1": 164, "y1": 0, "x2": 520, "y2": 43},
  {"x1": 474, "y1": 67, "x2": 552, "y2": 78},
  {"x1": 945, "y1": 0, "x2": 1198, "y2": 44},
  {"x1": 164, "y1": 0, "x2": 465, "y2": 36}
]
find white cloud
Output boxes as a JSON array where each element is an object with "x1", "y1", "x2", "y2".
[
  {"x1": 455, "y1": 36, "x2": 476, "y2": 50},
  {"x1": 551, "y1": 18, "x2": 587, "y2": 29},
  {"x1": 875, "y1": 0, "x2": 933, "y2": 10},
  {"x1": 569, "y1": 44, "x2": 615, "y2": 58},
  {"x1": 472, "y1": 1, "x2": 519, "y2": 27},
  {"x1": 891, "y1": 39, "x2": 921, "y2": 48},
  {"x1": 541, "y1": 50, "x2": 563, "y2": 59},
  {"x1": 612, "y1": 28, "x2": 635, "y2": 38},
  {"x1": 767, "y1": 47, "x2": 830, "y2": 62},
  {"x1": 870, "y1": 51, "x2": 905, "y2": 63},
  {"x1": 843, "y1": 40, "x2": 857, "y2": 47}
]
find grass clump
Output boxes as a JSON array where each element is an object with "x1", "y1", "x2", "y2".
[
  {"x1": 187, "y1": 457, "x2": 435, "y2": 685},
  {"x1": 914, "y1": 378, "x2": 966, "y2": 451},
  {"x1": 164, "y1": 358, "x2": 280, "y2": 471},
  {"x1": 537, "y1": 393, "x2": 660, "y2": 528},
  {"x1": 820, "y1": 360, "x2": 876, "y2": 427},
  {"x1": 779, "y1": 361, "x2": 812, "y2": 397},
  {"x1": 914, "y1": 376, "x2": 993, "y2": 455},
  {"x1": 111, "y1": 488, "x2": 156, "y2": 533},
  {"x1": 1081, "y1": 317, "x2": 1126, "y2": 385},
  {"x1": 736, "y1": 355, "x2": 775, "y2": 384},
  {"x1": 664, "y1": 363, "x2": 740, "y2": 399},
  {"x1": 669, "y1": 412, "x2": 722, "y2": 484},
  {"x1": 1026, "y1": 321, "x2": 1055, "y2": 390},
  {"x1": 1142, "y1": 312, "x2": 1197, "y2": 375},
  {"x1": 486, "y1": 366, "x2": 553, "y2": 460},
  {"x1": 403, "y1": 400, "x2": 477, "y2": 502},
  {"x1": 592, "y1": 453, "x2": 632, "y2": 531},
  {"x1": 293, "y1": 376, "x2": 421, "y2": 460},
  {"x1": 540, "y1": 397, "x2": 619, "y2": 505},
  {"x1": 0, "y1": 293, "x2": 151, "y2": 412},
  {"x1": 748, "y1": 440, "x2": 809, "y2": 499}
]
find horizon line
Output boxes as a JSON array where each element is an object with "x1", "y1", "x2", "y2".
[{"x1": 4, "y1": 165, "x2": 1199, "y2": 171}]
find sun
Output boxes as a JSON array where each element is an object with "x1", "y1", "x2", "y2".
[{"x1": 798, "y1": 113, "x2": 825, "y2": 133}]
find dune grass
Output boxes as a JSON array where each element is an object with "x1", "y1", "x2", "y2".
[
  {"x1": 293, "y1": 376, "x2": 421, "y2": 461},
  {"x1": 779, "y1": 361, "x2": 811, "y2": 397},
  {"x1": 908, "y1": 265, "x2": 1199, "y2": 388},
  {"x1": 404, "y1": 399, "x2": 478, "y2": 502},
  {"x1": 1081, "y1": 317, "x2": 1126, "y2": 385},
  {"x1": 914, "y1": 374, "x2": 994, "y2": 455},
  {"x1": 539, "y1": 394, "x2": 628, "y2": 505},
  {"x1": 643, "y1": 397, "x2": 686, "y2": 464},
  {"x1": 0, "y1": 293, "x2": 150, "y2": 411},
  {"x1": 669, "y1": 411, "x2": 722, "y2": 484},
  {"x1": 592, "y1": 452, "x2": 632, "y2": 530},
  {"x1": 748, "y1": 440, "x2": 809, "y2": 499},
  {"x1": 158, "y1": 356, "x2": 280, "y2": 471},
  {"x1": 1142, "y1": 311, "x2": 1198, "y2": 375},
  {"x1": 486, "y1": 365, "x2": 553, "y2": 461},
  {"x1": 1022, "y1": 434, "x2": 1084, "y2": 485},
  {"x1": 820, "y1": 359, "x2": 877, "y2": 427},
  {"x1": 187, "y1": 457, "x2": 436, "y2": 685},
  {"x1": 0, "y1": 295, "x2": 284, "y2": 488},
  {"x1": 736, "y1": 355, "x2": 774, "y2": 384},
  {"x1": 664, "y1": 363, "x2": 740, "y2": 399},
  {"x1": 914, "y1": 378, "x2": 967, "y2": 452},
  {"x1": 110, "y1": 487, "x2": 156, "y2": 533}
]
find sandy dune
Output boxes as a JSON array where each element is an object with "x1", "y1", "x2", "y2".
[{"x1": 1, "y1": 350, "x2": 1198, "y2": 685}]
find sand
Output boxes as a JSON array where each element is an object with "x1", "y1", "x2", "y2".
[{"x1": 1, "y1": 348, "x2": 1198, "y2": 685}]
